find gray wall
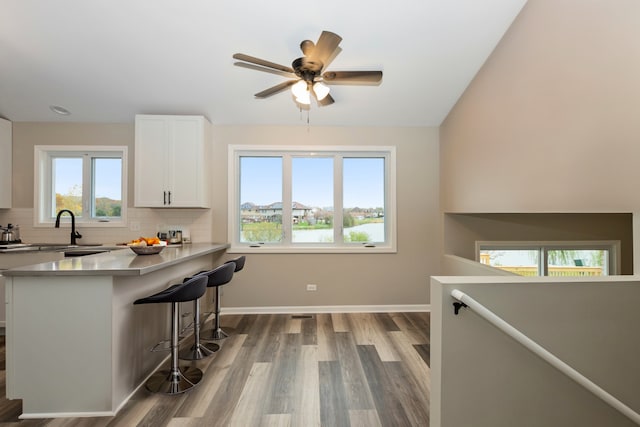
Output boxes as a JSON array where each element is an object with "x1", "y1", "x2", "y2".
[
  {"x1": 5, "y1": 122, "x2": 441, "y2": 308},
  {"x1": 431, "y1": 276, "x2": 640, "y2": 427},
  {"x1": 211, "y1": 125, "x2": 440, "y2": 308},
  {"x1": 440, "y1": 0, "x2": 640, "y2": 213},
  {"x1": 444, "y1": 213, "x2": 634, "y2": 274}
]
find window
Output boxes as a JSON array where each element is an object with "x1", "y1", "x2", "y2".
[
  {"x1": 35, "y1": 146, "x2": 128, "y2": 226},
  {"x1": 229, "y1": 145, "x2": 396, "y2": 253},
  {"x1": 476, "y1": 241, "x2": 620, "y2": 276}
]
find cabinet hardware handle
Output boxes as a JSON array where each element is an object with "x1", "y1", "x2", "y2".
[
  {"x1": 168, "y1": 191, "x2": 171, "y2": 205},
  {"x1": 163, "y1": 191, "x2": 167, "y2": 205}
]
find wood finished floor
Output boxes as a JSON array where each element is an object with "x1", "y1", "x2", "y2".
[{"x1": 0, "y1": 312, "x2": 430, "y2": 427}]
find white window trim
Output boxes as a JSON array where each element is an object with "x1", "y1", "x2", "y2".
[
  {"x1": 228, "y1": 144, "x2": 397, "y2": 254},
  {"x1": 34, "y1": 145, "x2": 128, "y2": 228},
  {"x1": 475, "y1": 240, "x2": 621, "y2": 275}
]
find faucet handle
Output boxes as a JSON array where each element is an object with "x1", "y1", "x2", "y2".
[{"x1": 73, "y1": 230, "x2": 82, "y2": 239}]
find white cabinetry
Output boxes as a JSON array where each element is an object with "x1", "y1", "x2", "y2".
[
  {"x1": 134, "y1": 115, "x2": 211, "y2": 208},
  {"x1": 0, "y1": 118, "x2": 12, "y2": 208}
]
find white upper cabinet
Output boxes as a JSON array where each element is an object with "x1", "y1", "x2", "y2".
[
  {"x1": 0, "y1": 118, "x2": 12, "y2": 209},
  {"x1": 134, "y1": 115, "x2": 211, "y2": 208}
]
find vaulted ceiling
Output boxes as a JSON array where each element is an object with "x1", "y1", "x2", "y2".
[{"x1": 0, "y1": 0, "x2": 527, "y2": 126}]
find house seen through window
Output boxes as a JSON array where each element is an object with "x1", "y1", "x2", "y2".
[{"x1": 230, "y1": 145, "x2": 395, "y2": 252}]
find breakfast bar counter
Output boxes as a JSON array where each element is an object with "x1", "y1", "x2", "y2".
[
  {"x1": 4, "y1": 242, "x2": 229, "y2": 419},
  {"x1": 3, "y1": 242, "x2": 229, "y2": 276}
]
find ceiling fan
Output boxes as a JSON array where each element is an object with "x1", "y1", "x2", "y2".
[{"x1": 232, "y1": 30, "x2": 383, "y2": 107}]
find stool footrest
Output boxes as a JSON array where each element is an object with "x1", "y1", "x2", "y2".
[{"x1": 150, "y1": 340, "x2": 171, "y2": 352}]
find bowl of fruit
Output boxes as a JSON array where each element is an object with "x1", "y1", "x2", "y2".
[{"x1": 127, "y1": 237, "x2": 167, "y2": 255}]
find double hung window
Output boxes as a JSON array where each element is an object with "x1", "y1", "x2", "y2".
[
  {"x1": 35, "y1": 146, "x2": 127, "y2": 226},
  {"x1": 229, "y1": 145, "x2": 396, "y2": 253}
]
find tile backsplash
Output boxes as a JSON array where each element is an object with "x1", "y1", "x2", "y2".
[{"x1": 0, "y1": 208, "x2": 213, "y2": 244}]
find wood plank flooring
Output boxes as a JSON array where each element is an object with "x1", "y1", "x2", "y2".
[{"x1": 0, "y1": 312, "x2": 430, "y2": 427}]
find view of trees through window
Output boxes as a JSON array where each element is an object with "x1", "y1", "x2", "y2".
[
  {"x1": 239, "y1": 155, "x2": 385, "y2": 244},
  {"x1": 52, "y1": 157, "x2": 122, "y2": 218},
  {"x1": 479, "y1": 247, "x2": 610, "y2": 276}
]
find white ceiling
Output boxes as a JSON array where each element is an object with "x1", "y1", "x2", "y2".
[{"x1": 0, "y1": 0, "x2": 527, "y2": 127}]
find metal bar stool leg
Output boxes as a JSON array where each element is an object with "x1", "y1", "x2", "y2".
[
  {"x1": 212, "y1": 286, "x2": 228, "y2": 339},
  {"x1": 214, "y1": 285, "x2": 236, "y2": 336},
  {"x1": 202, "y1": 286, "x2": 231, "y2": 340},
  {"x1": 200, "y1": 262, "x2": 236, "y2": 342},
  {"x1": 145, "y1": 301, "x2": 203, "y2": 394},
  {"x1": 179, "y1": 297, "x2": 219, "y2": 360}
]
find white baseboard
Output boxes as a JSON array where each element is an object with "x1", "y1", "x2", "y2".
[
  {"x1": 20, "y1": 410, "x2": 116, "y2": 419},
  {"x1": 221, "y1": 304, "x2": 430, "y2": 315}
]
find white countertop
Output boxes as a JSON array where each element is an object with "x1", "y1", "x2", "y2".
[{"x1": 2, "y1": 242, "x2": 229, "y2": 277}]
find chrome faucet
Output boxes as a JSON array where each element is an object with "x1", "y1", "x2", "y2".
[{"x1": 55, "y1": 209, "x2": 82, "y2": 245}]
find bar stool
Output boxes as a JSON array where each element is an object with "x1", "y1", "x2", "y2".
[
  {"x1": 179, "y1": 263, "x2": 235, "y2": 360},
  {"x1": 202, "y1": 256, "x2": 245, "y2": 341},
  {"x1": 133, "y1": 274, "x2": 208, "y2": 394}
]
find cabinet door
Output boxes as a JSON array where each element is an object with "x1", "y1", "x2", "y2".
[
  {"x1": 134, "y1": 116, "x2": 170, "y2": 207},
  {"x1": 168, "y1": 116, "x2": 209, "y2": 207},
  {"x1": 0, "y1": 119, "x2": 12, "y2": 208}
]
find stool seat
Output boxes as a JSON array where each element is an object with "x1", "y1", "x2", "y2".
[
  {"x1": 134, "y1": 274, "x2": 208, "y2": 394},
  {"x1": 227, "y1": 256, "x2": 245, "y2": 273}
]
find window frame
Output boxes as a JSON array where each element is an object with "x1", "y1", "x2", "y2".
[
  {"x1": 475, "y1": 240, "x2": 621, "y2": 276},
  {"x1": 34, "y1": 145, "x2": 128, "y2": 227},
  {"x1": 228, "y1": 145, "x2": 397, "y2": 253}
]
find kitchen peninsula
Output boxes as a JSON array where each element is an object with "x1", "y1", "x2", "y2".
[{"x1": 3, "y1": 242, "x2": 229, "y2": 419}]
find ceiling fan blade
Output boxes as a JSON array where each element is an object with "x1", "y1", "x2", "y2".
[
  {"x1": 322, "y1": 70, "x2": 383, "y2": 84},
  {"x1": 308, "y1": 31, "x2": 342, "y2": 68},
  {"x1": 254, "y1": 80, "x2": 298, "y2": 98},
  {"x1": 233, "y1": 53, "x2": 294, "y2": 74},
  {"x1": 322, "y1": 46, "x2": 342, "y2": 71},
  {"x1": 234, "y1": 61, "x2": 297, "y2": 79},
  {"x1": 317, "y1": 93, "x2": 335, "y2": 107}
]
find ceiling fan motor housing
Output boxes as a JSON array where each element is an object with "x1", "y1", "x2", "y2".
[{"x1": 293, "y1": 57, "x2": 323, "y2": 82}]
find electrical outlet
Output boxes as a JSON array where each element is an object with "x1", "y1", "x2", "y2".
[
  {"x1": 306, "y1": 284, "x2": 317, "y2": 291},
  {"x1": 130, "y1": 221, "x2": 141, "y2": 231}
]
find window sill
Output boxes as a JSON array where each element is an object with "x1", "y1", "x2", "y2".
[{"x1": 228, "y1": 245, "x2": 397, "y2": 254}]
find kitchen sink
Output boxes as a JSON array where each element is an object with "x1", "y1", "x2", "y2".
[
  {"x1": 2, "y1": 243, "x2": 120, "y2": 254},
  {"x1": 29, "y1": 243, "x2": 103, "y2": 248},
  {"x1": 63, "y1": 249, "x2": 110, "y2": 257}
]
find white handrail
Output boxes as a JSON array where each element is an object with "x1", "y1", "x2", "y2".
[{"x1": 451, "y1": 289, "x2": 640, "y2": 425}]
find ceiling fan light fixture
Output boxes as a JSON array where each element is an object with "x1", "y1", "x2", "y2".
[
  {"x1": 291, "y1": 80, "x2": 308, "y2": 99},
  {"x1": 312, "y1": 82, "x2": 330, "y2": 101},
  {"x1": 296, "y1": 90, "x2": 311, "y2": 105}
]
